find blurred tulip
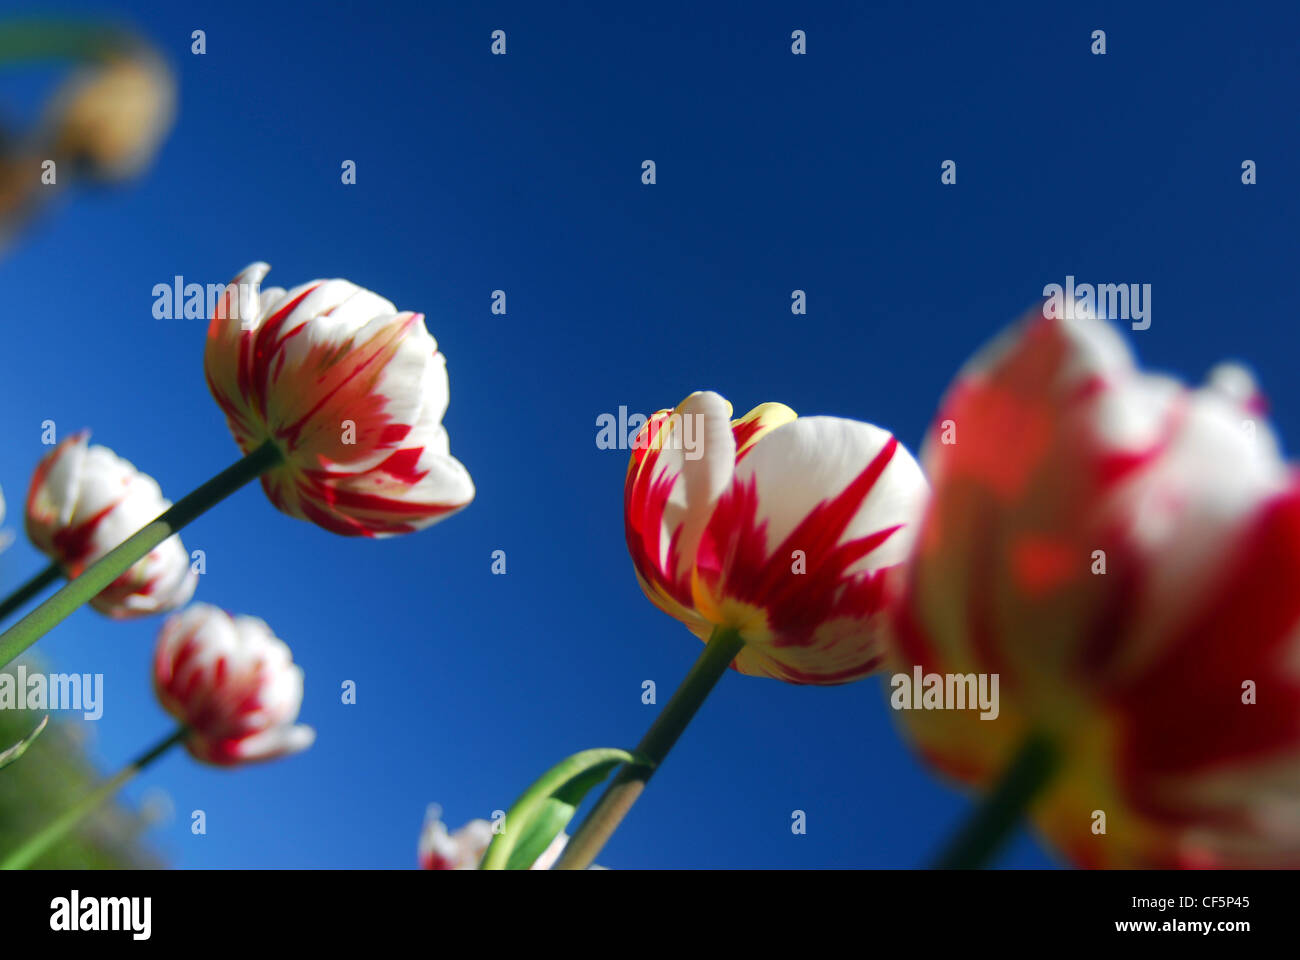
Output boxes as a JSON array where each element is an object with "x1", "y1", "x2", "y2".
[
  {"x1": 890, "y1": 306, "x2": 1300, "y2": 867},
  {"x1": 625, "y1": 390, "x2": 927, "y2": 684},
  {"x1": 205, "y1": 262, "x2": 475, "y2": 537},
  {"x1": 418, "y1": 806, "x2": 579, "y2": 870},
  {"x1": 418, "y1": 807, "x2": 493, "y2": 870},
  {"x1": 42, "y1": 47, "x2": 175, "y2": 182},
  {"x1": 25, "y1": 432, "x2": 196, "y2": 618},
  {"x1": 153, "y1": 604, "x2": 315, "y2": 766}
]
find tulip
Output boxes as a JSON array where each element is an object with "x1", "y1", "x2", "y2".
[
  {"x1": 558, "y1": 391, "x2": 926, "y2": 869},
  {"x1": 23, "y1": 431, "x2": 196, "y2": 619},
  {"x1": 43, "y1": 47, "x2": 176, "y2": 183},
  {"x1": 625, "y1": 390, "x2": 928, "y2": 685},
  {"x1": 0, "y1": 25, "x2": 175, "y2": 254},
  {"x1": 153, "y1": 604, "x2": 315, "y2": 766},
  {"x1": 418, "y1": 806, "x2": 578, "y2": 870},
  {"x1": 204, "y1": 262, "x2": 475, "y2": 537},
  {"x1": 1, "y1": 603, "x2": 313, "y2": 868},
  {"x1": 890, "y1": 305, "x2": 1300, "y2": 868},
  {"x1": 419, "y1": 808, "x2": 493, "y2": 870}
]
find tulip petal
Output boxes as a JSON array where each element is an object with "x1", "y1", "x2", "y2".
[
  {"x1": 625, "y1": 390, "x2": 737, "y2": 618},
  {"x1": 695, "y1": 416, "x2": 926, "y2": 684}
]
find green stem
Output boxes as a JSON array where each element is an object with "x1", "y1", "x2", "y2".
[
  {"x1": 554, "y1": 626, "x2": 746, "y2": 869},
  {"x1": 930, "y1": 731, "x2": 1060, "y2": 869},
  {"x1": 0, "y1": 440, "x2": 281, "y2": 670},
  {"x1": 0, "y1": 21, "x2": 138, "y2": 63},
  {"x1": 0, "y1": 561, "x2": 62, "y2": 625},
  {"x1": 1, "y1": 725, "x2": 186, "y2": 869}
]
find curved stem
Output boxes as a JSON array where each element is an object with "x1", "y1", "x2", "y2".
[
  {"x1": 0, "y1": 440, "x2": 281, "y2": 669},
  {"x1": 554, "y1": 626, "x2": 745, "y2": 869},
  {"x1": 930, "y1": 731, "x2": 1060, "y2": 869},
  {"x1": 0, "y1": 561, "x2": 62, "y2": 625},
  {"x1": 1, "y1": 725, "x2": 186, "y2": 870}
]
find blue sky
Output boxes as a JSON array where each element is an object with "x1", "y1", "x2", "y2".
[{"x1": 0, "y1": 0, "x2": 1296, "y2": 868}]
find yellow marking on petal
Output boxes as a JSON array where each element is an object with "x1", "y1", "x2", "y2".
[{"x1": 732, "y1": 402, "x2": 798, "y2": 459}]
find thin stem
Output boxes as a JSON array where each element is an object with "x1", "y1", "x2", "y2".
[
  {"x1": 930, "y1": 731, "x2": 1060, "y2": 869},
  {"x1": 1, "y1": 725, "x2": 187, "y2": 870},
  {"x1": 0, "y1": 21, "x2": 137, "y2": 63},
  {"x1": 0, "y1": 561, "x2": 62, "y2": 625},
  {"x1": 0, "y1": 440, "x2": 281, "y2": 670},
  {"x1": 554, "y1": 626, "x2": 746, "y2": 870}
]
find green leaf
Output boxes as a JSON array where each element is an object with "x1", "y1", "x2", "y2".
[
  {"x1": 0, "y1": 715, "x2": 48, "y2": 771},
  {"x1": 480, "y1": 748, "x2": 637, "y2": 870}
]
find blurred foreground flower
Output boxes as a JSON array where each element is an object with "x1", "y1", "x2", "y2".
[
  {"x1": 23, "y1": 431, "x2": 196, "y2": 618},
  {"x1": 205, "y1": 262, "x2": 475, "y2": 536},
  {"x1": 626, "y1": 390, "x2": 927, "y2": 684},
  {"x1": 154, "y1": 604, "x2": 315, "y2": 766},
  {"x1": 891, "y1": 306, "x2": 1300, "y2": 868}
]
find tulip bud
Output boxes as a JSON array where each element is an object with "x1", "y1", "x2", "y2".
[
  {"x1": 418, "y1": 807, "x2": 493, "y2": 870},
  {"x1": 43, "y1": 48, "x2": 176, "y2": 183},
  {"x1": 205, "y1": 262, "x2": 475, "y2": 537},
  {"x1": 417, "y1": 806, "x2": 581, "y2": 870},
  {"x1": 25, "y1": 432, "x2": 197, "y2": 618},
  {"x1": 153, "y1": 604, "x2": 315, "y2": 766},
  {"x1": 625, "y1": 391, "x2": 928, "y2": 685}
]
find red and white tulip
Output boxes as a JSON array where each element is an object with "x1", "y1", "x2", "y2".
[
  {"x1": 25, "y1": 432, "x2": 197, "y2": 618},
  {"x1": 204, "y1": 262, "x2": 475, "y2": 537},
  {"x1": 153, "y1": 603, "x2": 315, "y2": 766},
  {"x1": 418, "y1": 807, "x2": 493, "y2": 870},
  {"x1": 418, "y1": 806, "x2": 579, "y2": 870},
  {"x1": 890, "y1": 306, "x2": 1300, "y2": 867},
  {"x1": 625, "y1": 391, "x2": 928, "y2": 685}
]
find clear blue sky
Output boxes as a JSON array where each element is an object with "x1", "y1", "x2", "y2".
[{"x1": 1, "y1": 1, "x2": 1296, "y2": 868}]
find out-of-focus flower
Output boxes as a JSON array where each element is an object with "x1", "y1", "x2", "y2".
[
  {"x1": 625, "y1": 390, "x2": 928, "y2": 685},
  {"x1": 889, "y1": 305, "x2": 1300, "y2": 868},
  {"x1": 417, "y1": 806, "x2": 584, "y2": 870},
  {"x1": 42, "y1": 48, "x2": 176, "y2": 183},
  {"x1": 418, "y1": 807, "x2": 493, "y2": 870},
  {"x1": 153, "y1": 604, "x2": 315, "y2": 766},
  {"x1": 25, "y1": 431, "x2": 196, "y2": 618},
  {"x1": 205, "y1": 262, "x2": 475, "y2": 537}
]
